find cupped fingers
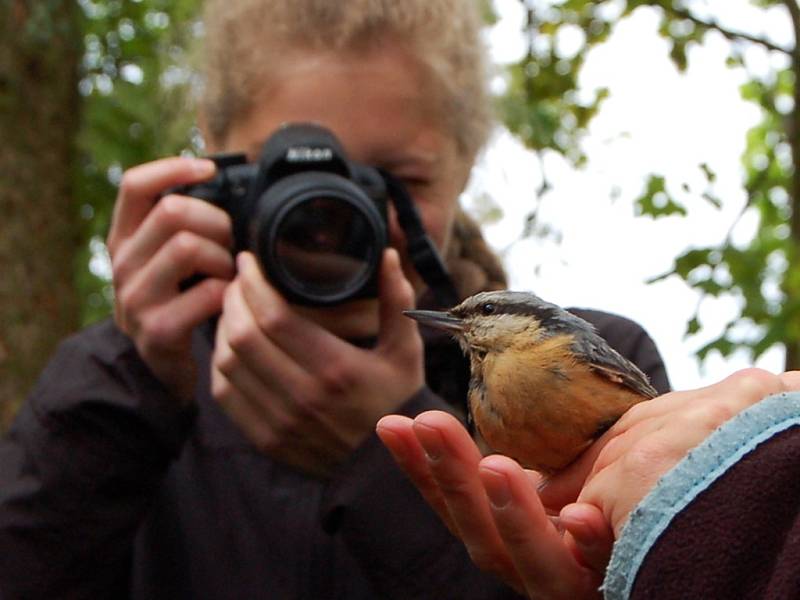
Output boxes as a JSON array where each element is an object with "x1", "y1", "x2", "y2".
[
  {"x1": 210, "y1": 364, "x2": 337, "y2": 473},
  {"x1": 411, "y1": 412, "x2": 521, "y2": 586},
  {"x1": 376, "y1": 414, "x2": 458, "y2": 535},
  {"x1": 578, "y1": 411, "x2": 746, "y2": 537},
  {"x1": 478, "y1": 455, "x2": 600, "y2": 599},
  {"x1": 127, "y1": 276, "x2": 229, "y2": 348},
  {"x1": 217, "y1": 278, "x2": 310, "y2": 410},
  {"x1": 236, "y1": 252, "x2": 352, "y2": 372},
  {"x1": 558, "y1": 502, "x2": 614, "y2": 574},
  {"x1": 213, "y1": 333, "x2": 347, "y2": 467}
]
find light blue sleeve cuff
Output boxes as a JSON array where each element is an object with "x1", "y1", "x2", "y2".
[{"x1": 602, "y1": 390, "x2": 800, "y2": 599}]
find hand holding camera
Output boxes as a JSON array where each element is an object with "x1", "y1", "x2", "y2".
[
  {"x1": 211, "y1": 249, "x2": 424, "y2": 477},
  {"x1": 173, "y1": 122, "x2": 455, "y2": 307},
  {"x1": 107, "y1": 156, "x2": 235, "y2": 403},
  {"x1": 108, "y1": 124, "x2": 447, "y2": 471}
]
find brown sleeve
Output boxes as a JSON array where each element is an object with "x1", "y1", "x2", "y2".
[
  {"x1": 603, "y1": 392, "x2": 800, "y2": 599},
  {"x1": 630, "y1": 423, "x2": 800, "y2": 599}
]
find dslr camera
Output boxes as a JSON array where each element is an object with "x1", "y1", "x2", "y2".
[{"x1": 174, "y1": 122, "x2": 456, "y2": 307}]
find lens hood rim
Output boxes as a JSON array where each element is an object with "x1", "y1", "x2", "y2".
[{"x1": 253, "y1": 171, "x2": 388, "y2": 306}]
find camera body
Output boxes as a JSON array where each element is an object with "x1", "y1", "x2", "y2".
[{"x1": 175, "y1": 123, "x2": 388, "y2": 306}]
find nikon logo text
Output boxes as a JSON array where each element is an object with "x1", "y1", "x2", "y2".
[{"x1": 287, "y1": 147, "x2": 334, "y2": 162}]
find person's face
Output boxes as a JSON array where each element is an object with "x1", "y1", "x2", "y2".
[{"x1": 213, "y1": 42, "x2": 471, "y2": 335}]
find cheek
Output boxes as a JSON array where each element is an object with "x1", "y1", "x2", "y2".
[
  {"x1": 388, "y1": 201, "x2": 454, "y2": 250},
  {"x1": 419, "y1": 204, "x2": 454, "y2": 251}
]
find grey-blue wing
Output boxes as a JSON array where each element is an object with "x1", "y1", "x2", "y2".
[{"x1": 570, "y1": 330, "x2": 659, "y2": 399}]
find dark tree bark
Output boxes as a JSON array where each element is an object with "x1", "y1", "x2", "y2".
[{"x1": 0, "y1": 0, "x2": 83, "y2": 429}]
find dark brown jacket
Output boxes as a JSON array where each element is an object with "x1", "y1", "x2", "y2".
[{"x1": 0, "y1": 308, "x2": 668, "y2": 600}]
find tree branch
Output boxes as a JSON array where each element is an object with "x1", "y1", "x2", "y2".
[
  {"x1": 784, "y1": 0, "x2": 800, "y2": 57},
  {"x1": 667, "y1": 4, "x2": 792, "y2": 55}
]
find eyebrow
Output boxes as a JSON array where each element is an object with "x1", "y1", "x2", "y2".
[{"x1": 379, "y1": 150, "x2": 441, "y2": 171}]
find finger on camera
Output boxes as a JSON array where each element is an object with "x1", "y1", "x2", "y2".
[
  {"x1": 114, "y1": 195, "x2": 232, "y2": 280},
  {"x1": 122, "y1": 232, "x2": 234, "y2": 304},
  {"x1": 218, "y1": 278, "x2": 309, "y2": 402},
  {"x1": 378, "y1": 248, "x2": 420, "y2": 354},
  {"x1": 110, "y1": 157, "x2": 216, "y2": 248},
  {"x1": 237, "y1": 252, "x2": 352, "y2": 367}
]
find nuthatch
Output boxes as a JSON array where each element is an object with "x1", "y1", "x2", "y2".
[{"x1": 405, "y1": 290, "x2": 658, "y2": 474}]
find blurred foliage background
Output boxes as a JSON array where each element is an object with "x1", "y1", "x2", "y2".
[{"x1": 1, "y1": 0, "x2": 798, "y2": 429}]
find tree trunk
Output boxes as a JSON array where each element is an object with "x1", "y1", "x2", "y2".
[{"x1": 0, "y1": 0, "x2": 83, "y2": 429}]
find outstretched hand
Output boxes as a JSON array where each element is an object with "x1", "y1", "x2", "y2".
[
  {"x1": 560, "y1": 368, "x2": 800, "y2": 537},
  {"x1": 376, "y1": 411, "x2": 609, "y2": 599},
  {"x1": 377, "y1": 368, "x2": 800, "y2": 599}
]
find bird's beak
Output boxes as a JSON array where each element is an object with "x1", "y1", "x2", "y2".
[{"x1": 403, "y1": 310, "x2": 466, "y2": 334}]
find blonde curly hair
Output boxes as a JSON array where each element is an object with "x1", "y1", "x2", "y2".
[{"x1": 199, "y1": 0, "x2": 494, "y2": 161}]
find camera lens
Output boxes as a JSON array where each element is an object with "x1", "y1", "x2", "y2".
[
  {"x1": 254, "y1": 172, "x2": 387, "y2": 305},
  {"x1": 274, "y1": 196, "x2": 377, "y2": 296}
]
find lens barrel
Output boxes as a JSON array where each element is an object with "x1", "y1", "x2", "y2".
[{"x1": 252, "y1": 172, "x2": 387, "y2": 305}]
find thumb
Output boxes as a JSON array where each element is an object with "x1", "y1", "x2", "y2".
[
  {"x1": 377, "y1": 248, "x2": 422, "y2": 357},
  {"x1": 559, "y1": 502, "x2": 615, "y2": 574}
]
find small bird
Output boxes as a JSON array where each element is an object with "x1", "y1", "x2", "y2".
[{"x1": 405, "y1": 290, "x2": 658, "y2": 474}]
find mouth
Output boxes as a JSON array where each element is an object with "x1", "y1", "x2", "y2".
[{"x1": 403, "y1": 309, "x2": 465, "y2": 334}]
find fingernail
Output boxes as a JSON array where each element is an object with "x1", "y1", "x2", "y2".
[
  {"x1": 481, "y1": 467, "x2": 512, "y2": 509},
  {"x1": 375, "y1": 426, "x2": 407, "y2": 464},
  {"x1": 384, "y1": 247, "x2": 398, "y2": 266},
  {"x1": 414, "y1": 422, "x2": 444, "y2": 461},
  {"x1": 193, "y1": 158, "x2": 216, "y2": 177}
]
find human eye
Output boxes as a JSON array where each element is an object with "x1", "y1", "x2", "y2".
[{"x1": 399, "y1": 175, "x2": 433, "y2": 193}]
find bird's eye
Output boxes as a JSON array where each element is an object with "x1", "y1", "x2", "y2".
[{"x1": 481, "y1": 303, "x2": 496, "y2": 316}]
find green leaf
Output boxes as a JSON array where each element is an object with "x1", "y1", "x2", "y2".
[
  {"x1": 699, "y1": 162, "x2": 717, "y2": 183},
  {"x1": 634, "y1": 174, "x2": 688, "y2": 218},
  {"x1": 685, "y1": 316, "x2": 701, "y2": 336}
]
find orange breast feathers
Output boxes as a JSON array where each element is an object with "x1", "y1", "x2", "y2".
[{"x1": 469, "y1": 333, "x2": 650, "y2": 474}]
